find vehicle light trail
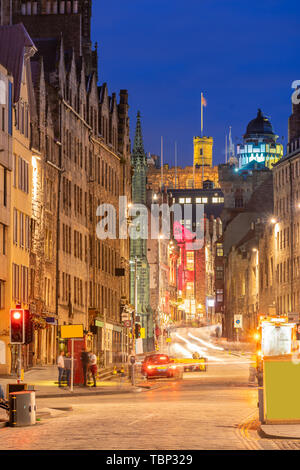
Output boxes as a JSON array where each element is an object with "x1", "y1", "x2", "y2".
[
  {"x1": 175, "y1": 333, "x2": 207, "y2": 352},
  {"x1": 187, "y1": 332, "x2": 224, "y2": 351},
  {"x1": 172, "y1": 343, "x2": 192, "y2": 358},
  {"x1": 174, "y1": 333, "x2": 223, "y2": 362}
]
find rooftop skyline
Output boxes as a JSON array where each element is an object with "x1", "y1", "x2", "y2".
[{"x1": 92, "y1": 0, "x2": 300, "y2": 167}]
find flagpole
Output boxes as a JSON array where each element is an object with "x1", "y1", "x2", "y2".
[
  {"x1": 225, "y1": 134, "x2": 227, "y2": 163},
  {"x1": 175, "y1": 141, "x2": 177, "y2": 189},
  {"x1": 193, "y1": 150, "x2": 195, "y2": 188},
  {"x1": 201, "y1": 92, "x2": 203, "y2": 138},
  {"x1": 201, "y1": 92, "x2": 204, "y2": 186},
  {"x1": 161, "y1": 136, "x2": 163, "y2": 191}
]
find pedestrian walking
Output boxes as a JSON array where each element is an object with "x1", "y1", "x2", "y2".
[
  {"x1": 80, "y1": 348, "x2": 90, "y2": 386},
  {"x1": 64, "y1": 353, "x2": 72, "y2": 387},
  {"x1": 89, "y1": 352, "x2": 98, "y2": 387},
  {"x1": 57, "y1": 350, "x2": 65, "y2": 387},
  {"x1": 0, "y1": 383, "x2": 4, "y2": 401}
]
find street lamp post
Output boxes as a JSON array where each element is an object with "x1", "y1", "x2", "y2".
[
  {"x1": 158, "y1": 235, "x2": 164, "y2": 352},
  {"x1": 103, "y1": 308, "x2": 107, "y2": 368},
  {"x1": 134, "y1": 256, "x2": 138, "y2": 356}
]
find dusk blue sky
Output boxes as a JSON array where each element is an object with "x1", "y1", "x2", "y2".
[{"x1": 92, "y1": 0, "x2": 300, "y2": 167}]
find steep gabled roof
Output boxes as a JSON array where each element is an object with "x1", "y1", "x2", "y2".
[
  {"x1": 0, "y1": 23, "x2": 37, "y2": 102},
  {"x1": 32, "y1": 37, "x2": 60, "y2": 79},
  {"x1": 235, "y1": 228, "x2": 256, "y2": 250}
]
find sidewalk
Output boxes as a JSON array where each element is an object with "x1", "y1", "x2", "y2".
[
  {"x1": 260, "y1": 424, "x2": 300, "y2": 439},
  {"x1": 0, "y1": 366, "x2": 160, "y2": 399}
]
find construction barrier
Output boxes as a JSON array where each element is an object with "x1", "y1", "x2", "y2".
[
  {"x1": 173, "y1": 357, "x2": 207, "y2": 372},
  {"x1": 261, "y1": 355, "x2": 300, "y2": 424}
]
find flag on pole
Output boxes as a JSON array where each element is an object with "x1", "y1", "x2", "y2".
[{"x1": 200, "y1": 92, "x2": 206, "y2": 136}]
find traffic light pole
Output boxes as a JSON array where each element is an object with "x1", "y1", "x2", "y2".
[
  {"x1": 133, "y1": 257, "x2": 137, "y2": 355},
  {"x1": 16, "y1": 344, "x2": 21, "y2": 383},
  {"x1": 70, "y1": 338, "x2": 74, "y2": 392},
  {"x1": 10, "y1": 308, "x2": 25, "y2": 382}
]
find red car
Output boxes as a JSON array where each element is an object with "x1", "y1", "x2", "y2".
[{"x1": 141, "y1": 354, "x2": 182, "y2": 379}]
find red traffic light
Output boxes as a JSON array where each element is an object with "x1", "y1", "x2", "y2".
[{"x1": 9, "y1": 309, "x2": 25, "y2": 344}]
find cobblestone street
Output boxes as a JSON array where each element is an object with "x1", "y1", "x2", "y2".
[{"x1": 1, "y1": 352, "x2": 299, "y2": 450}]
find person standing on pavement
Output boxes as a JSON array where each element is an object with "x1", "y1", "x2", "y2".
[
  {"x1": 0, "y1": 383, "x2": 4, "y2": 401},
  {"x1": 89, "y1": 352, "x2": 98, "y2": 387},
  {"x1": 57, "y1": 350, "x2": 65, "y2": 387},
  {"x1": 80, "y1": 348, "x2": 90, "y2": 386},
  {"x1": 64, "y1": 353, "x2": 72, "y2": 387}
]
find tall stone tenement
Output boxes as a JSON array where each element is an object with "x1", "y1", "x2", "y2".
[{"x1": 0, "y1": 0, "x2": 132, "y2": 370}]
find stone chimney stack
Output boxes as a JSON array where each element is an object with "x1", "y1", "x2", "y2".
[
  {"x1": 0, "y1": 0, "x2": 12, "y2": 25},
  {"x1": 288, "y1": 89, "x2": 300, "y2": 142}
]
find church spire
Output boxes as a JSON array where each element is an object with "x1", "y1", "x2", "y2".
[{"x1": 132, "y1": 111, "x2": 145, "y2": 161}]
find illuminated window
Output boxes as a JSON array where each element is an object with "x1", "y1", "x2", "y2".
[
  {"x1": 0, "y1": 280, "x2": 4, "y2": 309},
  {"x1": 185, "y1": 198, "x2": 191, "y2": 203},
  {"x1": 202, "y1": 197, "x2": 208, "y2": 203},
  {"x1": 186, "y1": 282, "x2": 194, "y2": 297},
  {"x1": 216, "y1": 289, "x2": 223, "y2": 302},
  {"x1": 216, "y1": 243, "x2": 223, "y2": 257},
  {"x1": 179, "y1": 198, "x2": 185, "y2": 204},
  {"x1": 212, "y1": 197, "x2": 224, "y2": 203},
  {"x1": 216, "y1": 266, "x2": 223, "y2": 280},
  {"x1": 186, "y1": 252, "x2": 194, "y2": 271}
]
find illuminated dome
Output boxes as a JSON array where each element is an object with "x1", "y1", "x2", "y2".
[
  {"x1": 237, "y1": 108, "x2": 283, "y2": 170},
  {"x1": 244, "y1": 109, "x2": 275, "y2": 139}
]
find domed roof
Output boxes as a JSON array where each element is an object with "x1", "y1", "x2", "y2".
[{"x1": 244, "y1": 109, "x2": 274, "y2": 138}]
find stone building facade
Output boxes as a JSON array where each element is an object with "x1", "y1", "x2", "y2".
[
  {"x1": 217, "y1": 161, "x2": 274, "y2": 340},
  {"x1": 146, "y1": 189, "x2": 179, "y2": 347},
  {"x1": 0, "y1": 61, "x2": 13, "y2": 373},
  {"x1": 272, "y1": 98, "x2": 300, "y2": 317},
  {"x1": 0, "y1": 23, "x2": 37, "y2": 373},
  {"x1": 147, "y1": 163, "x2": 219, "y2": 192},
  {"x1": 0, "y1": 0, "x2": 132, "y2": 371}
]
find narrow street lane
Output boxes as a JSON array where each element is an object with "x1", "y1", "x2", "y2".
[
  {"x1": 0, "y1": 345, "x2": 266, "y2": 450},
  {"x1": 1, "y1": 329, "x2": 299, "y2": 450}
]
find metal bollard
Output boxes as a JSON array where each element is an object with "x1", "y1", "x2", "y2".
[{"x1": 258, "y1": 387, "x2": 264, "y2": 423}]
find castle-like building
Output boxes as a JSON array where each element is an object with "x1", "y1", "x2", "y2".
[{"x1": 147, "y1": 135, "x2": 219, "y2": 191}]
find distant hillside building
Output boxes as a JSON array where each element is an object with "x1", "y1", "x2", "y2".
[{"x1": 147, "y1": 133, "x2": 219, "y2": 191}]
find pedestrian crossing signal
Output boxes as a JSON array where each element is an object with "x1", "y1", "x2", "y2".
[{"x1": 135, "y1": 323, "x2": 141, "y2": 338}]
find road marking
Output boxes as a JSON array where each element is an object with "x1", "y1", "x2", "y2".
[
  {"x1": 128, "y1": 413, "x2": 155, "y2": 426},
  {"x1": 236, "y1": 411, "x2": 261, "y2": 450}
]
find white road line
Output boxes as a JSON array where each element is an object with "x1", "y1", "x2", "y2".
[{"x1": 128, "y1": 414, "x2": 155, "y2": 426}]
